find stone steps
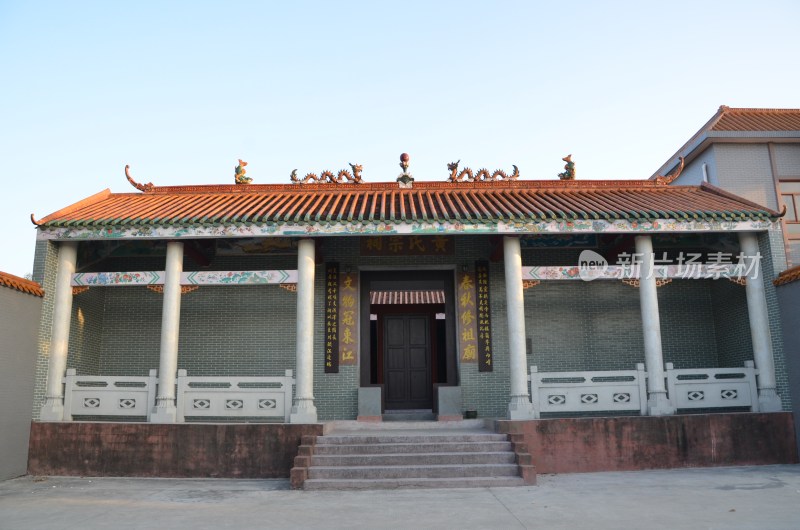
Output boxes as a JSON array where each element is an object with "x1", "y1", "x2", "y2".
[
  {"x1": 312, "y1": 441, "x2": 513, "y2": 455},
  {"x1": 303, "y1": 476, "x2": 526, "y2": 491},
  {"x1": 311, "y1": 452, "x2": 516, "y2": 466},
  {"x1": 297, "y1": 429, "x2": 533, "y2": 490}
]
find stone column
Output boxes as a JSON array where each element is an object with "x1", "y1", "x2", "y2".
[
  {"x1": 739, "y1": 232, "x2": 782, "y2": 412},
  {"x1": 290, "y1": 238, "x2": 318, "y2": 423},
  {"x1": 40, "y1": 241, "x2": 78, "y2": 421},
  {"x1": 503, "y1": 236, "x2": 535, "y2": 420},
  {"x1": 151, "y1": 241, "x2": 184, "y2": 423},
  {"x1": 635, "y1": 235, "x2": 674, "y2": 416}
]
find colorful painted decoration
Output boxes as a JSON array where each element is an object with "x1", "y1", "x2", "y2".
[
  {"x1": 39, "y1": 218, "x2": 775, "y2": 242},
  {"x1": 71, "y1": 270, "x2": 297, "y2": 287}
]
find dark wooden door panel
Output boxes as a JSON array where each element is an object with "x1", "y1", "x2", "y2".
[{"x1": 384, "y1": 314, "x2": 432, "y2": 409}]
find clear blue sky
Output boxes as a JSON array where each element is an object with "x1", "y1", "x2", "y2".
[{"x1": 1, "y1": 0, "x2": 798, "y2": 277}]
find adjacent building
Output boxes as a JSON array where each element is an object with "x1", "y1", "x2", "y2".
[
  {"x1": 652, "y1": 106, "x2": 800, "y2": 268},
  {"x1": 0, "y1": 272, "x2": 43, "y2": 480}
]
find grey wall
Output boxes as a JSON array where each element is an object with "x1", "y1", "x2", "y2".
[
  {"x1": 776, "y1": 280, "x2": 800, "y2": 453},
  {"x1": 0, "y1": 284, "x2": 42, "y2": 480},
  {"x1": 715, "y1": 144, "x2": 778, "y2": 210},
  {"x1": 673, "y1": 146, "x2": 718, "y2": 186}
]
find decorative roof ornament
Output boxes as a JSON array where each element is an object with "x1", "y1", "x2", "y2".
[
  {"x1": 447, "y1": 160, "x2": 519, "y2": 182},
  {"x1": 397, "y1": 153, "x2": 414, "y2": 188},
  {"x1": 557, "y1": 155, "x2": 575, "y2": 180},
  {"x1": 654, "y1": 157, "x2": 685, "y2": 185},
  {"x1": 235, "y1": 159, "x2": 252, "y2": 185},
  {"x1": 125, "y1": 164, "x2": 155, "y2": 192},
  {"x1": 290, "y1": 163, "x2": 364, "y2": 184}
]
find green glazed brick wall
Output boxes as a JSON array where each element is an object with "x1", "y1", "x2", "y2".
[
  {"x1": 658, "y1": 280, "x2": 719, "y2": 369},
  {"x1": 68, "y1": 288, "x2": 105, "y2": 375},
  {"x1": 711, "y1": 280, "x2": 752, "y2": 368},
  {"x1": 523, "y1": 280, "x2": 721, "y2": 374},
  {"x1": 761, "y1": 230, "x2": 791, "y2": 411},
  {"x1": 31, "y1": 240, "x2": 58, "y2": 421}
]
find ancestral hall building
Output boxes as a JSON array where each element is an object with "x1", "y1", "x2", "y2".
[{"x1": 27, "y1": 157, "x2": 793, "y2": 432}]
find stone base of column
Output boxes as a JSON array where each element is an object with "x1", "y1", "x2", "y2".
[
  {"x1": 508, "y1": 395, "x2": 536, "y2": 420},
  {"x1": 39, "y1": 398, "x2": 65, "y2": 422},
  {"x1": 290, "y1": 399, "x2": 318, "y2": 424},
  {"x1": 150, "y1": 399, "x2": 177, "y2": 423},
  {"x1": 647, "y1": 392, "x2": 675, "y2": 416},
  {"x1": 758, "y1": 389, "x2": 783, "y2": 412}
]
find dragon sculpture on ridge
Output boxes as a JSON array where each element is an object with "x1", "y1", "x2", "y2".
[
  {"x1": 447, "y1": 160, "x2": 519, "y2": 182},
  {"x1": 235, "y1": 159, "x2": 252, "y2": 185},
  {"x1": 557, "y1": 155, "x2": 575, "y2": 180},
  {"x1": 291, "y1": 163, "x2": 363, "y2": 184}
]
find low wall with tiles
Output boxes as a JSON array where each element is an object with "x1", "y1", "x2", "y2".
[
  {"x1": 497, "y1": 413, "x2": 798, "y2": 474},
  {"x1": 27, "y1": 422, "x2": 323, "y2": 478}
]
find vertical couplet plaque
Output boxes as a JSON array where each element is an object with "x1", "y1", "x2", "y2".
[
  {"x1": 338, "y1": 271, "x2": 358, "y2": 366},
  {"x1": 324, "y1": 262, "x2": 339, "y2": 373},
  {"x1": 475, "y1": 260, "x2": 493, "y2": 372},
  {"x1": 457, "y1": 270, "x2": 478, "y2": 363}
]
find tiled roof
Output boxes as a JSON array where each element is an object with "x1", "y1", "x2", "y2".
[
  {"x1": 712, "y1": 107, "x2": 800, "y2": 132},
  {"x1": 371, "y1": 290, "x2": 446, "y2": 305},
  {"x1": 0, "y1": 271, "x2": 44, "y2": 297},
  {"x1": 32, "y1": 180, "x2": 779, "y2": 229},
  {"x1": 774, "y1": 265, "x2": 800, "y2": 287}
]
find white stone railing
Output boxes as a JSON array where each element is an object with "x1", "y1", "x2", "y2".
[
  {"x1": 529, "y1": 365, "x2": 647, "y2": 418},
  {"x1": 176, "y1": 370, "x2": 295, "y2": 422},
  {"x1": 63, "y1": 369, "x2": 158, "y2": 421},
  {"x1": 665, "y1": 362, "x2": 759, "y2": 412}
]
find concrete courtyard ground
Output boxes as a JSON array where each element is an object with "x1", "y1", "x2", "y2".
[{"x1": 1, "y1": 465, "x2": 799, "y2": 529}]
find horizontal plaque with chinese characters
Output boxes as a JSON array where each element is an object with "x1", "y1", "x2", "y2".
[{"x1": 360, "y1": 236, "x2": 454, "y2": 256}]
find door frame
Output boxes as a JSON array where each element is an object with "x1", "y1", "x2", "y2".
[{"x1": 359, "y1": 269, "x2": 458, "y2": 389}]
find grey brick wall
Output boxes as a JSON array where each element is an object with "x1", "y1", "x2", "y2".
[
  {"x1": 774, "y1": 144, "x2": 800, "y2": 176},
  {"x1": 0, "y1": 283, "x2": 42, "y2": 479},
  {"x1": 715, "y1": 144, "x2": 778, "y2": 210}
]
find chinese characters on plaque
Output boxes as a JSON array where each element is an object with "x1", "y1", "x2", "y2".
[
  {"x1": 475, "y1": 261, "x2": 493, "y2": 372},
  {"x1": 325, "y1": 263, "x2": 339, "y2": 373},
  {"x1": 360, "y1": 236, "x2": 454, "y2": 256},
  {"x1": 457, "y1": 270, "x2": 479, "y2": 364},
  {"x1": 338, "y1": 271, "x2": 358, "y2": 366}
]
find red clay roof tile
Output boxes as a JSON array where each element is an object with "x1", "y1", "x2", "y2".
[
  {"x1": 713, "y1": 107, "x2": 800, "y2": 132},
  {"x1": 774, "y1": 265, "x2": 800, "y2": 286},
  {"x1": 33, "y1": 179, "x2": 779, "y2": 229},
  {"x1": 0, "y1": 271, "x2": 44, "y2": 297}
]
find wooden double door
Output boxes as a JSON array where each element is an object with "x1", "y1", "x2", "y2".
[{"x1": 383, "y1": 313, "x2": 432, "y2": 410}]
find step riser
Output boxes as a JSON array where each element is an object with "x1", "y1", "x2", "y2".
[
  {"x1": 312, "y1": 442, "x2": 513, "y2": 455},
  {"x1": 312, "y1": 453, "x2": 516, "y2": 466},
  {"x1": 316, "y1": 434, "x2": 506, "y2": 444},
  {"x1": 308, "y1": 465, "x2": 520, "y2": 480},
  {"x1": 304, "y1": 477, "x2": 526, "y2": 490}
]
